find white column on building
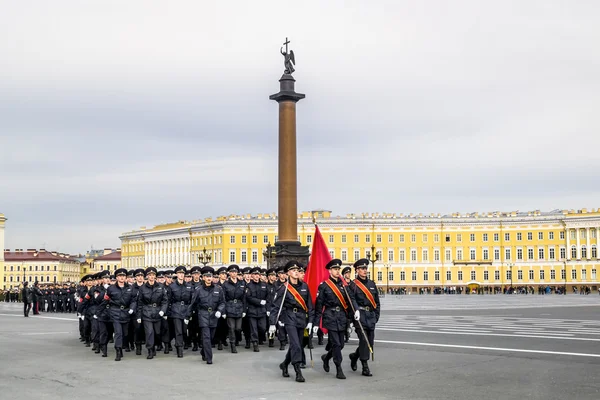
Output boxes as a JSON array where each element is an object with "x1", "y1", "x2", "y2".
[
  {"x1": 145, "y1": 242, "x2": 149, "y2": 266},
  {"x1": 576, "y1": 228, "x2": 581, "y2": 260},
  {"x1": 586, "y1": 227, "x2": 591, "y2": 259},
  {"x1": 566, "y1": 228, "x2": 571, "y2": 259}
]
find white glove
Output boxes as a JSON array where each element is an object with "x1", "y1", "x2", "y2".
[
  {"x1": 312, "y1": 326, "x2": 319, "y2": 334},
  {"x1": 268, "y1": 325, "x2": 276, "y2": 335},
  {"x1": 278, "y1": 321, "x2": 284, "y2": 327},
  {"x1": 163, "y1": 316, "x2": 167, "y2": 320},
  {"x1": 306, "y1": 323, "x2": 313, "y2": 331},
  {"x1": 242, "y1": 312, "x2": 246, "y2": 318},
  {"x1": 266, "y1": 311, "x2": 270, "y2": 317},
  {"x1": 215, "y1": 311, "x2": 221, "y2": 319},
  {"x1": 136, "y1": 319, "x2": 142, "y2": 324},
  {"x1": 347, "y1": 327, "x2": 352, "y2": 336},
  {"x1": 128, "y1": 309, "x2": 134, "y2": 315},
  {"x1": 354, "y1": 310, "x2": 360, "y2": 321},
  {"x1": 159, "y1": 311, "x2": 164, "y2": 317},
  {"x1": 93, "y1": 315, "x2": 97, "y2": 319},
  {"x1": 260, "y1": 300, "x2": 267, "y2": 305},
  {"x1": 81, "y1": 315, "x2": 85, "y2": 321},
  {"x1": 184, "y1": 319, "x2": 189, "y2": 325},
  {"x1": 222, "y1": 314, "x2": 226, "y2": 319}
]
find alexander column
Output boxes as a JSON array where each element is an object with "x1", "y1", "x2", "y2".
[{"x1": 269, "y1": 38, "x2": 310, "y2": 267}]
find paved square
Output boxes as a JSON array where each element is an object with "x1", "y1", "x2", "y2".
[{"x1": 1, "y1": 295, "x2": 599, "y2": 399}]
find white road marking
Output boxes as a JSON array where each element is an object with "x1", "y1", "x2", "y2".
[
  {"x1": 376, "y1": 327, "x2": 599, "y2": 341},
  {"x1": 0, "y1": 313, "x2": 75, "y2": 322},
  {"x1": 21, "y1": 332, "x2": 71, "y2": 335},
  {"x1": 361, "y1": 338, "x2": 600, "y2": 358}
]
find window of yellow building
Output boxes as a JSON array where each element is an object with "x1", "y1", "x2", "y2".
[
  {"x1": 423, "y1": 234, "x2": 428, "y2": 243},
  {"x1": 494, "y1": 233, "x2": 499, "y2": 242},
  {"x1": 470, "y1": 234, "x2": 475, "y2": 242},
  {"x1": 388, "y1": 234, "x2": 393, "y2": 243},
  {"x1": 376, "y1": 234, "x2": 381, "y2": 243},
  {"x1": 484, "y1": 270, "x2": 489, "y2": 280},
  {"x1": 341, "y1": 234, "x2": 346, "y2": 243},
  {"x1": 354, "y1": 234, "x2": 359, "y2": 243},
  {"x1": 517, "y1": 232, "x2": 522, "y2": 241},
  {"x1": 366, "y1": 234, "x2": 371, "y2": 243},
  {"x1": 457, "y1": 234, "x2": 462, "y2": 242},
  {"x1": 399, "y1": 234, "x2": 405, "y2": 243},
  {"x1": 410, "y1": 234, "x2": 415, "y2": 243},
  {"x1": 458, "y1": 271, "x2": 463, "y2": 281},
  {"x1": 434, "y1": 234, "x2": 439, "y2": 243},
  {"x1": 329, "y1": 235, "x2": 334, "y2": 243}
]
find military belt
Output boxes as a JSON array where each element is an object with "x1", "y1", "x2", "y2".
[
  {"x1": 333, "y1": 306, "x2": 341, "y2": 312},
  {"x1": 359, "y1": 306, "x2": 371, "y2": 311},
  {"x1": 180, "y1": 301, "x2": 186, "y2": 305},
  {"x1": 206, "y1": 307, "x2": 213, "y2": 312},
  {"x1": 152, "y1": 303, "x2": 157, "y2": 307},
  {"x1": 232, "y1": 299, "x2": 238, "y2": 303},
  {"x1": 120, "y1": 305, "x2": 125, "y2": 310}
]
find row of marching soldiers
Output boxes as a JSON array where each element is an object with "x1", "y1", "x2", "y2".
[{"x1": 76, "y1": 257, "x2": 380, "y2": 383}]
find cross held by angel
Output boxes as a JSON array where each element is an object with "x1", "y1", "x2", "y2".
[{"x1": 281, "y1": 37, "x2": 295, "y2": 75}]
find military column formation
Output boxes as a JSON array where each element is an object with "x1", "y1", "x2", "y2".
[{"x1": 66, "y1": 259, "x2": 379, "y2": 381}]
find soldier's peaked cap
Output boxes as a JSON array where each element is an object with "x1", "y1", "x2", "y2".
[
  {"x1": 325, "y1": 259, "x2": 343, "y2": 270},
  {"x1": 353, "y1": 258, "x2": 370, "y2": 269}
]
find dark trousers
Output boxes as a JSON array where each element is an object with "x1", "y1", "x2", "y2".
[
  {"x1": 83, "y1": 317, "x2": 92, "y2": 342},
  {"x1": 143, "y1": 320, "x2": 162, "y2": 349},
  {"x1": 23, "y1": 302, "x2": 31, "y2": 316},
  {"x1": 200, "y1": 326, "x2": 216, "y2": 362},
  {"x1": 188, "y1": 313, "x2": 199, "y2": 345},
  {"x1": 126, "y1": 317, "x2": 136, "y2": 347},
  {"x1": 98, "y1": 320, "x2": 110, "y2": 345},
  {"x1": 113, "y1": 321, "x2": 129, "y2": 349},
  {"x1": 242, "y1": 315, "x2": 251, "y2": 341},
  {"x1": 326, "y1": 330, "x2": 345, "y2": 364},
  {"x1": 160, "y1": 318, "x2": 170, "y2": 344},
  {"x1": 227, "y1": 317, "x2": 243, "y2": 342},
  {"x1": 355, "y1": 328, "x2": 375, "y2": 361},
  {"x1": 283, "y1": 326, "x2": 305, "y2": 366},
  {"x1": 249, "y1": 316, "x2": 266, "y2": 343},
  {"x1": 172, "y1": 318, "x2": 185, "y2": 347},
  {"x1": 78, "y1": 317, "x2": 84, "y2": 338},
  {"x1": 90, "y1": 317, "x2": 99, "y2": 343},
  {"x1": 277, "y1": 324, "x2": 287, "y2": 344},
  {"x1": 214, "y1": 317, "x2": 228, "y2": 345},
  {"x1": 33, "y1": 301, "x2": 40, "y2": 315},
  {"x1": 134, "y1": 318, "x2": 145, "y2": 344}
]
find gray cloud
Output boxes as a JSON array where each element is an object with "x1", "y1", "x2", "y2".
[{"x1": 1, "y1": 0, "x2": 599, "y2": 253}]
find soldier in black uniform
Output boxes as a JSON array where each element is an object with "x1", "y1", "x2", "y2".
[
  {"x1": 32, "y1": 281, "x2": 43, "y2": 315},
  {"x1": 188, "y1": 266, "x2": 202, "y2": 351},
  {"x1": 94, "y1": 271, "x2": 112, "y2": 357},
  {"x1": 313, "y1": 258, "x2": 354, "y2": 380},
  {"x1": 222, "y1": 264, "x2": 247, "y2": 353},
  {"x1": 266, "y1": 267, "x2": 277, "y2": 347},
  {"x1": 123, "y1": 269, "x2": 135, "y2": 352},
  {"x1": 269, "y1": 260, "x2": 314, "y2": 383},
  {"x1": 48, "y1": 284, "x2": 57, "y2": 313},
  {"x1": 214, "y1": 266, "x2": 229, "y2": 350},
  {"x1": 275, "y1": 266, "x2": 288, "y2": 350},
  {"x1": 169, "y1": 266, "x2": 194, "y2": 358},
  {"x1": 22, "y1": 281, "x2": 32, "y2": 317},
  {"x1": 341, "y1": 266, "x2": 353, "y2": 343},
  {"x1": 164, "y1": 269, "x2": 175, "y2": 353},
  {"x1": 136, "y1": 267, "x2": 169, "y2": 359},
  {"x1": 245, "y1": 266, "x2": 269, "y2": 352},
  {"x1": 241, "y1": 267, "x2": 253, "y2": 349},
  {"x1": 78, "y1": 275, "x2": 93, "y2": 346},
  {"x1": 106, "y1": 268, "x2": 137, "y2": 361},
  {"x1": 131, "y1": 268, "x2": 146, "y2": 355},
  {"x1": 155, "y1": 271, "x2": 170, "y2": 353},
  {"x1": 57, "y1": 283, "x2": 66, "y2": 312},
  {"x1": 348, "y1": 259, "x2": 380, "y2": 376},
  {"x1": 190, "y1": 266, "x2": 226, "y2": 364}
]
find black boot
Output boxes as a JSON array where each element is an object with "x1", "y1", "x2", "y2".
[
  {"x1": 115, "y1": 348, "x2": 122, "y2": 361},
  {"x1": 192, "y1": 342, "x2": 198, "y2": 352},
  {"x1": 321, "y1": 353, "x2": 331, "y2": 373},
  {"x1": 349, "y1": 352, "x2": 358, "y2": 371},
  {"x1": 124, "y1": 345, "x2": 131, "y2": 353},
  {"x1": 156, "y1": 343, "x2": 163, "y2": 351},
  {"x1": 318, "y1": 337, "x2": 324, "y2": 346},
  {"x1": 279, "y1": 341, "x2": 286, "y2": 351},
  {"x1": 279, "y1": 362, "x2": 290, "y2": 378},
  {"x1": 253, "y1": 342, "x2": 260, "y2": 352},
  {"x1": 200, "y1": 348, "x2": 206, "y2": 361},
  {"x1": 361, "y1": 360, "x2": 372, "y2": 377},
  {"x1": 245, "y1": 339, "x2": 251, "y2": 349},
  {"x1": 335, "y1": 363, "x2": 346, "y2": 379},
  {"x1": 85, "y1": 340, "x2": 91, "y2": 348},
  {"x1": 293, "y1": 363, "x2": 305, "y2": 382},
  {"x1": 268, "y1": 338, "x2": 274, "y2": 348},
  {"x1": 176, "y1": 346, "x2": 183, "y2": 358},
  {"x1": 218, "y1": 342, "x2": 223, "y2": 350},
  {"x1": 168, "y1": 343, "x2": 173, "y2": 351},
  {"x1": 135, "y1": 344, "x2": 142, "y2": 355},
  {"x1": 230, "y1": 343, "x2": 238, "y2": 354},
  {"x1": 92, "y1": 342, "x2": 98, "y2": 352},
  {"x1": 184, "y1": 342, "x2": 190, "y2": 350},
  {"x1": 163, "y1": 343, "x2": 169, "y2": 354},
  {"x1": 94, "y1": 344, "x2": 101, "y2": 354},
  {"x1": 147, "y1": 348, "x2": 154, "y2": 359},
  {"x1": 101, "y1": 345, "x2": 108, "y2": 357}
]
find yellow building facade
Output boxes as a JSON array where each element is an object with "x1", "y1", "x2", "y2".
[
  {"x1": 2, "y1": 249, "x2": 82, "y2": 289},
  {"x1": 120, "y1": 208, "x2": 600, "y2": 293},
  {"x1": 0, "y1": 213, "x2": 6, "y2": 289}
]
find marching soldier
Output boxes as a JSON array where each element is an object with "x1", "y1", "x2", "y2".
[
  {"x1": 342, "y1": 266, "x2": 353, "y2": 343},
  {"x1": 136, "y1": 267, "x2": 169, "y2": 359},
  {"x1": 241, "y1": 267, "x2": 253, "y2": 349},
  {"x1": 222, "y1": 264, "x2": 247, "y2": 353},
  {"x1": 269, "y1": 260, "x2": 314, "y2": 383},
  {"x1": 275, "y1": 266, "x2": 288, "y2": 350},
  {"x1": 266, "y1": 268, "x2": 277, "y2": 347},
  {"x1": 131, "y1": 268, "x2": 146, "y2": 355},
  {"x1": 348, "y1": 259, "x2": 380, "y2": 376},
  {"x1": 245, "y1": 266, "x2": 269, "y2": 352},
  {"x1": 94, "y1": 271, "x2": 112, "y2": 357},
  {"x1": 313, "y1": 258, "x2": 354, "y2": 380},
  {"x1": 169, "y1": 266, "x2": 194, "y2": 358},
  {"x1": 155, "y1": 271, "x2": 170, "y2": 353},
  {"x1": 213, "y1": 266, "x2": 229, "y2": 350},
  {"x1": 105, "y1": 268, "x2": 137, "y2": 361},
  {"x1": 22, "y1": 281, "x2": 32, "y2": 317},
  {"x1": 188, "y1": 266, "x2": 202, "y2": 351},
  {"x1": 190, "y1": 266, "x2": 226, "y2": 364}
]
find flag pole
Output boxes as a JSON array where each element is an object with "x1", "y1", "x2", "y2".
[
  {"x1": 341, "y1": 284, "x2": 374, "y2": 361},
  {"x1": 270, "y1": 278, "x2": 289, "y2": 340}
]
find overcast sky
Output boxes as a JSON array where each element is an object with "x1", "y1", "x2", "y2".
[{"x1": 1, "y1": 1, "x2": 599, "y2": 254}]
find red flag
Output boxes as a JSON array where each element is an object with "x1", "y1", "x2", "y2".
[
  {"x1": 305, "y1": 225, "x2": 332, "y2": 304},
  {"x1": 305, "y1": 225, "x2": 332, "y2": 334}
]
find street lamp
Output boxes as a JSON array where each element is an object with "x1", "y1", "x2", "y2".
[
  {"x1": 369, "y1": 244, "x2": 379, "y2": 282},
  {"x1": 563, "y1": 260, "x2": 567, "y2": 295},
  {"x1": 508, "y1": 262, "x2": 514, "y2": 292},
  {"x1": 385, "y1": 263, "x2": 390, "y2": 295},
  {"x1": 197, "y1": 247, "x2": 211, "y2": 267},
  {"x1": 263, "y1": 242, "x2": 277, "y2": 268}
]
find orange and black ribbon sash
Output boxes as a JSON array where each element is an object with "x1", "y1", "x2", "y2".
[
  {"x1": 325, "y1": 279, "x2": 348, "y2": 310},
  {"x1": 354, "y1": 280, "x2": 377, "y2": 309},
  {"x1": 286, "y1": 283, "x2": 308, "y2": 312}
]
